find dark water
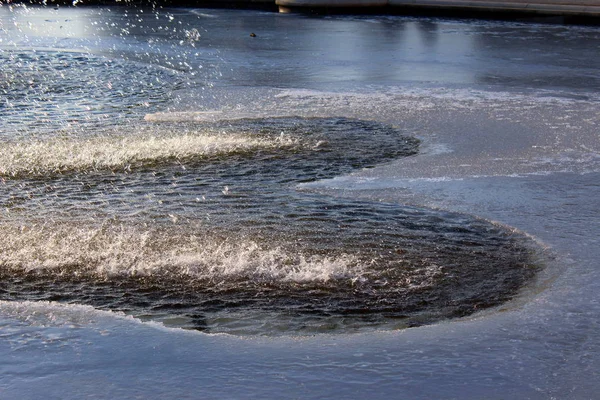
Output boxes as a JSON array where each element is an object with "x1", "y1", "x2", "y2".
[
  {"x1": 0, "y1": 115, "x2": 541, "y2": 334},
  {"x1": 0, "y1": 7, "x2": 545, "y2": 335}
]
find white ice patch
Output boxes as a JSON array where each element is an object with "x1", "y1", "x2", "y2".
[
  {"x1": 275, "y1": 87, "x2": 600, "y2": 105},
  {"x1": 0, "y1": 300, "x2": 128, "y2": 329}
]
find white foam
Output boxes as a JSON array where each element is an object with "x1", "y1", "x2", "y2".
[
  {"x1": 0, "y1": 130, "x2": 298, "y2": 176},
  {"x1": 0, "y1": 222, "x2": 362, "y2": 284}
]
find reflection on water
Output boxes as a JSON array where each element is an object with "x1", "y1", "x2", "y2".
[
  {"x1": 471, "y1": 24, "x2": 600, "y2": 90},
  {"x1": 4, "y1": 6, "x2": 599, "y2": 91},
  {"x1": 5, "y1": 6, "x2": 92, "y2": 39}
]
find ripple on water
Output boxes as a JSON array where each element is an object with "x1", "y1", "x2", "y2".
[
  {"x1": 0, "y1": 50, "x2": 184, "y2": 137},
  {"x1": 0, "y1": 117, "x2": 544, "y2": 335}
]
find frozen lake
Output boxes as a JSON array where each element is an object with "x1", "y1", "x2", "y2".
[{"x1": 1, "y1": 4, "x2": 599, "y2": 398}]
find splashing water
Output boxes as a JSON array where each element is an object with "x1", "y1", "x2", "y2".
[
  {"x1": 0, "y1": 50, "x2": 183, "y2": 136},
  {"x1": 0, "y1": 45, "x2": 544, "y2": 335},
  {"x1": 0, "y1": 129, "x2": 299, "y2": 177}
]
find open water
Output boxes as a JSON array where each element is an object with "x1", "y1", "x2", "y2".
[{"x1": 1, "y1": 4, "x2": 599, "y2": 399}]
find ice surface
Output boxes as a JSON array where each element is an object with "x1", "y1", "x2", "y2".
[{"x1": 2, "y1": 6, "x2": 600, "y2": 399}]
